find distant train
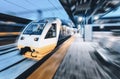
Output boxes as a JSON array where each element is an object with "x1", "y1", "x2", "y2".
[
  {"x1": 17, "y1": 17, "x2": 74, "y2": 60},
  {"x1": 0, "y1": 22, "x2": 26, "y2": 37}
]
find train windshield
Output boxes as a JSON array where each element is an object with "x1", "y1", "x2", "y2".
[{"x1": 23, "y1": 22, "x2": 45, "y2": 35}]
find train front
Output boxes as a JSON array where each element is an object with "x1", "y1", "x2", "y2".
[{"x1": 17, "y1": 21, "x2": 46, "y2": 60}]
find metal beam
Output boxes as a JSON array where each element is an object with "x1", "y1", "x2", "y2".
[
  {"x1": 87, "y1": 0, "x2": 106, "y2": 23},
  {"x1": 85, "y1": 0, "x2": 92, "y2": 15}
]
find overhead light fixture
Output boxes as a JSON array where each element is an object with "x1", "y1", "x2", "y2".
[
  {"x1": 78, "y1": 16, "x2": 83, "y2": 22},
  {"x1": 71, "y1": 5, "x2": 75, "y2": 11},
  {"x1": 100, "y1": 25, "x2": 104, "y2": 29},
  {"x1": 94, "y1": 16, "x2": 99, "y2": 20},
  {"x1": 105, "y1": 8, "x2": 110, "y2": 11}
]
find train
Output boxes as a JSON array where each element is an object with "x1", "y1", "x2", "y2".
[
  {"x1": 0, "y1": 22, "x2": 25, "y2": 37},
  {"x1": 0, "y1": 22, "x2": 26, "y2": 45},
  {"x1": 17, "y1": 17, "x2": 74, "y2": 60}
]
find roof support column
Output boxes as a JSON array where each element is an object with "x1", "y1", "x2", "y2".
[{"x1": 83, "y1": 16, "x2": 93, "y2": 41}]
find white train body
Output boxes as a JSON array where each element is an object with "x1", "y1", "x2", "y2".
[{"x1": 17, "y1": 18, "x2": 73, "y2": 60}]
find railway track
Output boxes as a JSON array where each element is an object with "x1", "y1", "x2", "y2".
[
  {"x1": 0, "y1": 36, "x2": 70, "y2": 79},
  {"x1": 0, "y1": 44, "x2": 37, "y2": 79}
]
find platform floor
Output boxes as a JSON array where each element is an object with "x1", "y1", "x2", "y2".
[
  {"x1": 27, "y1": 35, "x2": 75, "y2": 79},
  {"x1": 53, "y1": 35, "x2": 110, "y2": 79}
]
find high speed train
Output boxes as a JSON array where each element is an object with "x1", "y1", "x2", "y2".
[{"x1": 17, "y1": 17, "x2": 74, "y2": 60}]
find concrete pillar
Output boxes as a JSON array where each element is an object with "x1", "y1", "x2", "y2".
[
  {"x1": 81, "y1": 26, "x2": 84, "y2": 37},
  {"x1": 84, "y1": 25, "x2": 92, "y2": 41}
]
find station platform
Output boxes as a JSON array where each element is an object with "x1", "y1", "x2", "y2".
[{"x1": 27, "y1": 34, "x2": 111, "y2": 79}]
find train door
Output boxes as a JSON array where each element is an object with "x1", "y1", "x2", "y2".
[{"x1": 39, "y1": 23, "x2": 58, "y2": 55}]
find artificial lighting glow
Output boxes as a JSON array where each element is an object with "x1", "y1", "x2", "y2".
[
  {"x1": 100, "y1": 25, "x2": 104, "y2": 29},
  {"x1": 94, "y1": 16, "x2": 99, "y2": 20},
  {"x1": 78, "y1": 17, "x2": 83, "y2": 22},
  {"x1": 71, "y1": 5, "x2": 75, "y2": 10}
]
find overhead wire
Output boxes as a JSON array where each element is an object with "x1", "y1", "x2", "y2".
[
  {"x1": 53, "y1": 0, "x2": 69, "y2": 18},
  {"x1": 25, "y1": 0, "x2": 55, "y2": 12},
  {"x1": 48, "y1": 0, "x2": 65, "y2": 18},
  {"x1": 4, "y1": 0, "x2": 66, "y2": 19},
  {"x1": 25, "y1": 0, "x2": 41, "y2": 10},
  {"x1": 26, "y1": 0, "x2": 57, "y2": 18},
  {"x1": 4, "y1": 0, "x2": 32, "y2": 11}
]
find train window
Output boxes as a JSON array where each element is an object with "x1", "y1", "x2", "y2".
[
  {"x1": 23, "y1": 22, "x2": 45, "y2": 35},
  {"x1": 45, "y1": 23, "x2": 56, "y2": 39}
]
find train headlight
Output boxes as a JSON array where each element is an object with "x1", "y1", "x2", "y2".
[
  {"x1": 20, "y1": 36, "x2": 24, "y2": 40},
  {"x1": 34, "y1": 37, "x2": 39, "y2": 41}
]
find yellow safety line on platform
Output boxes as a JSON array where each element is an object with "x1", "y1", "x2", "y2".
[{"x1": 27, "y1": 36, "x2": 75, "y2": 79}]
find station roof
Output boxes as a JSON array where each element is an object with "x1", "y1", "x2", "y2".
[
  {"x1": 0, "y1": 0, "x2": 120, "y2": 25},
  {"x1": 59, "y1": 0, "x2": 120, "y2": 24}
]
